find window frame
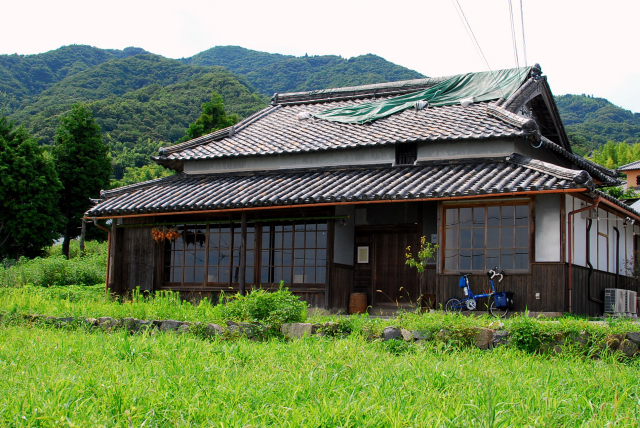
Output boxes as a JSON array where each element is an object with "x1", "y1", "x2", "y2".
[
  {"x1": 441, "y1": 200, "x2": 533, "y2": 274},
  {"x1": 162, "y1": 219, "x2": 329, "y2": 288}
]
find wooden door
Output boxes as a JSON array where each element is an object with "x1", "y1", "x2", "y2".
[{"x1": 372, "y1": 230, "x2": 419, "y2": 306}]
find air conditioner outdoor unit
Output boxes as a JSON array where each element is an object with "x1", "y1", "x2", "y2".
[
  {"x1": 627, "y1": 290, "x2": 638, "y2": 315},
  {"x1": 604, "y1": 288, "x2": 627, "y2": 314}
]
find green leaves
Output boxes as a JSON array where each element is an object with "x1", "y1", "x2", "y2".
[
  {"x1": 0, "y1": 117, "x2": 64, "y2": 259},
  {"x1": 180, "y1": 91, "x2": 238, "y2": 142},
  {"x1": 53, "y1": 104, "x2": 111, "y2": 257},
  {"x1": 405, "y1": 236, "x2": 438, "y2": 275}
]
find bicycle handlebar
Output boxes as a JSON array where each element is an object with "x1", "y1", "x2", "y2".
[{"x1": 488, "y1": 268, "x2": 505, "y2": 282}]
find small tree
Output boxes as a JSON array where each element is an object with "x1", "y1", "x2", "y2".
[
  {"x1": 0, "y1": 117, "x2": 64, "y2": 259},
  {"x1": 180, "y1": 91, "x2": 238, "y2": 142},
  {"x1": 405, "y1": 236, "x2": 439, "y2": 275},
  {"x1": 54, "y1": 104, "x2": 111, "y2": 259}
]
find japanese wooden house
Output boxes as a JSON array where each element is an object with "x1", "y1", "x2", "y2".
[{"x1": 86, "y1": 65, "x2": 640, "y2": 316}]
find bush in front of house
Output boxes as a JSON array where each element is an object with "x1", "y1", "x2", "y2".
[{"x1": 215, "y1": 285, "x2": 307, "y2": 335}]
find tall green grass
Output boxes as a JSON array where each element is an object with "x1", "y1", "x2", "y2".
[
  {"x1": 0, "y1": 325, "x2": 638, "y2": 427},
  {"x1": 0, "y1": 240, "x2": 107, "y2": 288}
]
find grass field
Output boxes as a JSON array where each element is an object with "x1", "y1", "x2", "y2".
[
  {"x1": 0, "y1": 324, "x2": 639, "y2": 427},
  {"x1": 1, "y1": 243, "x2": 640, "y2": 426}
]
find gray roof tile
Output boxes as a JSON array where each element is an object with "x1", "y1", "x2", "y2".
[
  {"x1": 88, "y1": 155, "x2": 595, "y2": 217},
  {"x1": 158, "y1": 100, "x2": 526, "y2": 162}
]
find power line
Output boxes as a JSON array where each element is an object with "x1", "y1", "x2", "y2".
[
  {"x1": 520, "y1": 0, "x2": 528, "y2": 66},
  {"x1": 508, "y1": 0, "x2": 520, "y2": 68},
  {"x1": 452, "y1": 0, "x2": 492, "y2": 71},
  {"x1": 451, "y1": 0, "x2": 506, "y2": 99}
]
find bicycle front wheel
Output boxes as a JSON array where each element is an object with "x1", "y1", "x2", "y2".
[
  {"x1": 488, "y1": 296, "x2": 509, "y2": 318},
  {"x1": 445, "y1": 298, "x2": 463, "y2": 313}
]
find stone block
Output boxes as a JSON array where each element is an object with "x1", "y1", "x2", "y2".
[
  {"x1": 382, "y1": 326, "x2": 402, "y2": 341},
  {"x1": 135, "y1": 320, "x2": 155, "y2": 333},
  {"x1": 626, "y1": 332, "x2": 640, "y2": 345},
  {"x1": 160, "y1": 319, "x2": 183, "y2": 332},
  {"x1": 473, "y1": 327, "x2": 495, "y2": 350},
  {"x1": 605, "y1": 334, "x2": 624, "y2": 350},
  {"x1": 97, "y1": 317, "x2": 119, "y2": 330},
  {"x1": 177, "y1": 324, "x2": 191, "y2": 334},
  {"x1": 400, "y1": 329, "x2": 414, "y2": 342},
  {"x1": 281, "y1": 323, "x2": 315, "y2": 339},
  {"x1": 492, "y1": 330, "x2": 510, "y2": 348},
  {"x1": 566, "y1": 331, "x2": 590, "y2": 347},
  {"x1": 412, "y1": 330, "x2": 432, "y2": 341},
  {"x1": 83, "y1": 318, "x2": 98, "y2": 327},
  {"x1": 436, "y1": 328, "x2": 450, "y2": 341},
  {"x1": 619, "y1": 339, "x2": 639, "y2": 358},
  {"x1": 206, "y1": 323, "x2": 223, "y2": 336}
]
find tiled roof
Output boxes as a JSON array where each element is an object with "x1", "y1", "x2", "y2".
[
  {"x1": 88, "y1": 155, "x2": 594, "y2": 217},
  {"x1": 156, "y1": 100, "x2": 527, "y2": 162},
  {"x1": 593, "y1": 188, "x2": 640, "y2": 218},
  {"x1": 618, "y1": 160, "x2": 640, "y2": 171}
]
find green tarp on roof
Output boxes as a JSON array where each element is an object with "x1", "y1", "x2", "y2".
[{"x1": 312, "y1": 67, "x2": 532, "y2": 124}]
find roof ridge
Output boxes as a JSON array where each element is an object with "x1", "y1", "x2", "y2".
[
  {"x1": 537, "y1": 136, "x2": 619, "y2": 183},
  {"x1": 157, "y1": 105, "x2": 280, "y2": 156},
  {"x1": 272, "y1": 76, "x2": 450, "y2": 106},
  {"x1": 486, "y1": 103, "x2": 539, "y2": 133},
  {"x1": 507, "y1": 153, "x2": 593, "y2": 189},
  {"x1": 593, "y1": 188, "x2": 640, "y2": 218},
  {"x1": 100, "y1": 173, "x2": 183, "y2": 199},
  {"x1": 618, "y1": 160, "x2": 640, "y2": 171}
]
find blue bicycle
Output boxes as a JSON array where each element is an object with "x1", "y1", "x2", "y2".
[{"x1": 445, "y1": 269, "x2": 512, "y2": 318}]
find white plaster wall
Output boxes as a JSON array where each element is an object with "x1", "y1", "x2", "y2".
[
  {"x1": 568, "y1": 196, "x2": 635, "y2": 276},
  {"x1": 417, "y1": 139, "x2": 516, "y2": 161},
  {"x1": 534, "y1": 194, "x2": 561, "y2": 262},
  {"x1": 184, "y1": 146, "x2": 395, "y2": 173}
]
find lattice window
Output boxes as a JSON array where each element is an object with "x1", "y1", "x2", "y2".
[
  {"x1": 444, "y1": 204, "x2": 530, "y2": 272},
  {"x1": 261, "y1": 221, "x2": 327, "y2": 284},
  {"x1": 395, "y1": 142, "x2": 417, "y2": 165}
]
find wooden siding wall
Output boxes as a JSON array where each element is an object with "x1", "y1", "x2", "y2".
[
  {"x1": 571, "y1": 265, "x2": 639, "y2": 317},
  {"x1": 435, "y1": 263, "x2": 566, "y2": 313},
  {"x1": 111, "y1": 225, "x2": 157, "y2": 295},
  {"x1": 420, "y1": 266, "x2": 437, "y2": 308},
  {"x1": 330, "y1": 263, "x2": 354, "y2": 310}
]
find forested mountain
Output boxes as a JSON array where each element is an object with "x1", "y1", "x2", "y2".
[
  {"x1": 2, "y1": 44, "x2": 639, "y2": 182},
  {"x1": 181, "y1": 46, "x2": 426, "y2": 95},
  {"x1": 2, "y1": 48, "x2": 268, "y2": 179},
  {"x1": 1, "y1": 45, "x2": 427, "y2": 180},
  {"x1": 0, "y1": 45, "x2": 147, "y2": 112},
  {"x1": 555, "y1": 94, "x2": 640, "y2": 155}
]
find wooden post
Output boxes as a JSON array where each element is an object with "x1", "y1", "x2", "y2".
[
  {"x1": 79, "y1": 218, "x2": 86, "y2": 256},
  {"x1": 239, "y1": 212, "x2": 247, "y2": 296}
]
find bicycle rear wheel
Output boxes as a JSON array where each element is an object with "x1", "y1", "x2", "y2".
[
  {"x1": 488, "y1": 296, "x2": 509, "y2": 318},
  {"x1": 445, "y1": 298, "x2": 463, "y2": 313}
]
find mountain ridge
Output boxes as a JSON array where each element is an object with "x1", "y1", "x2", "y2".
[{"x1": 1, "y1": 44, "x2": 638, "y2": 175}]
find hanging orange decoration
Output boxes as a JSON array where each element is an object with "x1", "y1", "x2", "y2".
[{"x1": 151, "y1": 226, "x2": 181, "y2": 243}]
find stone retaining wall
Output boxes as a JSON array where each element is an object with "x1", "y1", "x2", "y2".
[{"x1": 4, "y1": 314, "x2": 640, "y2": 357}]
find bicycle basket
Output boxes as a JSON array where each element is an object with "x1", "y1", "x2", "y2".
[{"x1": 494, "y1": 292, "x2": 514, "y2": 309}]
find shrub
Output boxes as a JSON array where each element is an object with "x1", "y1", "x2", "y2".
[
  {"x1": 215, "y1": 284, "x2": 307, "y2": 334},
  {"x1": 0, "y1": 252, "x2": 106, "y2": 288}
]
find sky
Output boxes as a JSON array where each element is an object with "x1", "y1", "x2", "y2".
[{"x1": 3, "y1": 0, "x2": 639, "y2": 112}]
